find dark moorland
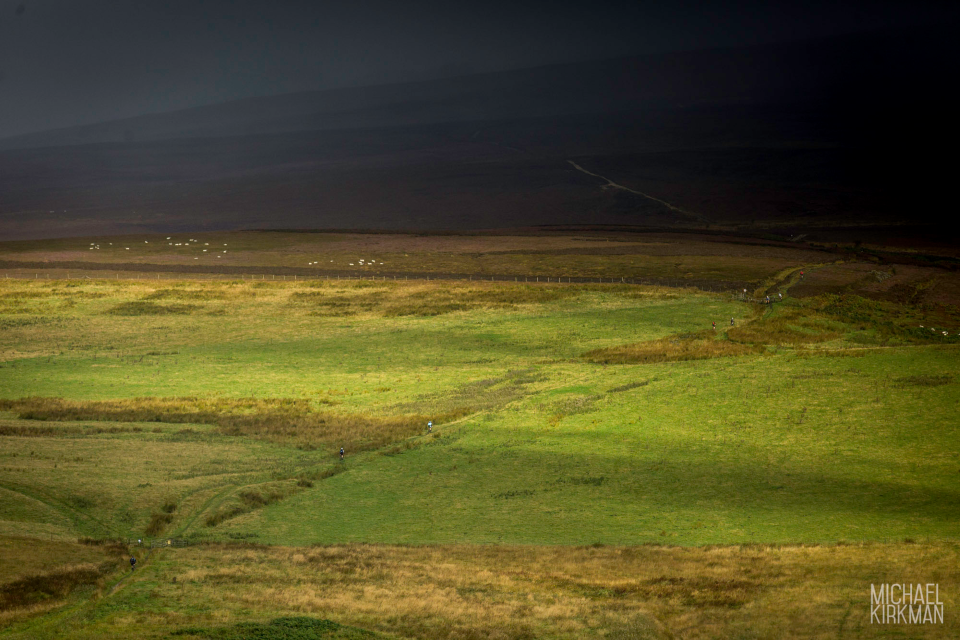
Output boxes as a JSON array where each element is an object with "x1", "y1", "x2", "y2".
[{"x1": 1, "y1": 25, "x2": 956, "y2": 242}]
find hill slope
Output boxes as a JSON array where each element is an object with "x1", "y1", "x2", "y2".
[{"x1": 0, "y1": 26, "x2": 956, "y2": 240}]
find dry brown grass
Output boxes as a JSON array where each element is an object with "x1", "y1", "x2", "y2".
[
  {"x1": 0, "y1": 397, "x2": 467, "y2": 452},
  {"x1": 582, "y1": 332, "x2": 762, "y2": 364},
  {"x1": 0, "y1": 537, "x2": 124, "y2": 585},
  {"x1": 133, "y1": 541, "x2": 960, "y2": 640},
  {"x1": 106, "y1": 301, "x2": 203, "y2": 315},
  {"x1": 727, "y1": 311, "x2": 843, "y2": 345},
  {"x1": 0, "y1": 536, "x2": 129, "y2": 626},
  {"x1": 0, "y1": 423, "x2": 143, "y2": 437},
  {"x1": 290, "y1": 280, "x2": 579, "y2": 317},
  {"x1": 0, "y1": 565, "x2": 103, "y2": 613}
]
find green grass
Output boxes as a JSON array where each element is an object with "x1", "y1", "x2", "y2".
[
  {"x1": 0, "y1": 277, "x2": 956, "y2": 548},
  {"x1": 225, "y1": 347, "x2": 960, "y2": 546},
  {"x1": 0, "y1": 280, "x2": 734, "y2": 402},
  {"x1": 0, "y1": 272, "x2": 959, "y2": 638}
]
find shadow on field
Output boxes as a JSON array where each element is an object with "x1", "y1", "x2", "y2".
[{"x1": 458, "y1": 444, "x2": 960, "y2": 535}]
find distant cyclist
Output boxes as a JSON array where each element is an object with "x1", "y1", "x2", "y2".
[
  {"x1": 427, "y1": 421, "x2": 433, "y2": 433},
  {"x1": 130, "y1": 557, "x2": 137, "y2": 571},
  {"x1": 339, "y1": 447, "x2": 344, "y2": 461},
  {"x1": 730, "y1": 317, "x2": 735, "y2": 326}
]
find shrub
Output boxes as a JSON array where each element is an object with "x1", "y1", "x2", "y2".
[
  {"x1": 0, "y1": 565, "x2": 106, "y2": 611},
  {"x1": 145, "y1": 512, "x2": 174, "y2": 536}
]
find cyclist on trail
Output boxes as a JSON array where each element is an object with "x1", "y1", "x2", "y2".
[
  {"x1": 339, "y1": 447, "x2": 344, "y2": 461},
  {"x1": 427, "y1": 421, "x2": 433, "y2": 433},
  {"x1": 130, "y1": 557, "x2": 137, "y2": 571}
]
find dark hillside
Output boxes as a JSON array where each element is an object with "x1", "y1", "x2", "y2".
[{"x1": 0, "y1": 26, "x2": 956, "y2": 240}]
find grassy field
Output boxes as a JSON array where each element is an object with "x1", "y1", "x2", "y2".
[
  {"x1": 3, "y1": 542, "x2": 958, "y2": 639},
  {"x1": 1, "y1": 244, "x2": 958, "y2": 638}
]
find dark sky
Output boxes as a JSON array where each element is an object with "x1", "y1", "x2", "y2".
[{"x1": 1, "y1": 0, "x2": 957, "y2": 139}]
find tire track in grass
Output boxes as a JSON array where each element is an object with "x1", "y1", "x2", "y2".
[
  {"x1": 106, "y1": 482, "x2": 251, "y2": 598},
  {"x1": 173, "y1": 482, "x2": 243, "y2": 537},
  {"x1": 173, "y1": 452, "x2": 363, "y2": 539},
  {"x1": 106, "y1": 546, "x2": 155, "y2": 596},
  {"x1": 176, "y1": 412, "x2": 488, "y2": 538}
]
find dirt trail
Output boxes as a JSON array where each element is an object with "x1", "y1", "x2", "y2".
[
  {"x1": 760, "y1": 261, "x2": 846, "y2": 298},
  {"x1": 567, "y1": 160, "x2": 707, "y2": 223},
  {"x1": 107, "y1": 547, "x2": 155, "y2": 596}
]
